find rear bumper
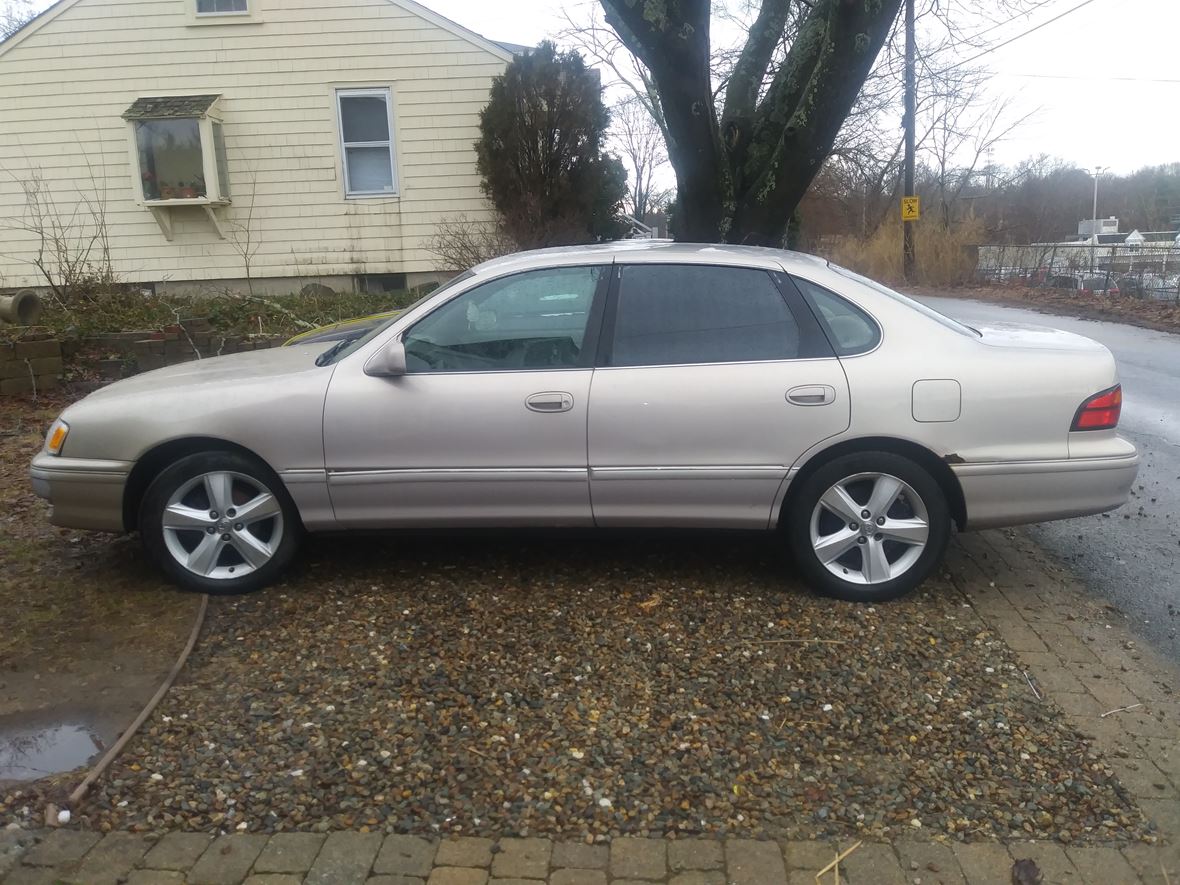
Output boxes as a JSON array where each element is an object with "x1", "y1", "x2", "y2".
[
  {"x1": 30, "y1": 453, "x2": 131, "y2": 532},
  {"x1": 954, "y1": 446, "x2": 1139, "y2": 530}
]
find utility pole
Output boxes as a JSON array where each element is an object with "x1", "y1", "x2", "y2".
[
  {"x1": 1088, "y1": 166, "x2": 1105, "y2": 273},
  {"x1": 902, "y1": 0, "x2": 916, "y2": 282}
]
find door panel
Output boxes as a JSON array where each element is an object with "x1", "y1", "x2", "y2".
[
  {"x1": 588, "y1": 361, "x2": 849, "y2": 526},
  {"x1": 588, "y1": 263, "x2": 849, "y2": 527},
  {"x1": 324, "y1": 369, "x2": 594, "y2": 527},
  {"x1": 323, "y1": 264, "x2": 608, "y2": 528}
]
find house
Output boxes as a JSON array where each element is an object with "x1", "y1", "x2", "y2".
[{"x1": 0, "y1": 0, "x2": 516, "y2": 296}]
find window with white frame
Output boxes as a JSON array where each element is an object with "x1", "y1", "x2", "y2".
[
  {"x1": 197, "y1": 0, "x2": 248, "y2": 14},
  {"x1": 337, "y1": 88, "x2": 398, "y2": 197}
]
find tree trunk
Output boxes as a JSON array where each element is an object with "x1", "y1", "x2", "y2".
[{"x1": 600, "y1": 0, "x2": 902, "y2": 245}]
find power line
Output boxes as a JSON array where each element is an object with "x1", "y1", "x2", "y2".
[
  {"x1": 954, "y1": 0, "x2": 1103, "y2": 66},
  {"x1": 995, "y1": 71, "x2": 1180, "y2": 84},
  {"x1": 962, "y1": 0, "x2": 1064, "y2": 42}
]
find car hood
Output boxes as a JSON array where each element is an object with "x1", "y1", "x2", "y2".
[
  {"x1": 82, "y1": 344, "x2": 324, "y2": 403},
  {"x1": 974, "y1": 322, "x2": 1108, "y2": 352}
]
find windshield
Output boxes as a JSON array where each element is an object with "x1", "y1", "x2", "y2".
[
  {"x1": 828, "y1": 264, "x2": 982, "y2": 338},
  {"x1": 316, "y1": 271, "x2": 475, "y2": 366}
]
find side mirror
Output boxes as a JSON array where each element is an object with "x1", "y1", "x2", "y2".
[{"x1": 365, "y1": 339, "x2": 407, "y2": 377}]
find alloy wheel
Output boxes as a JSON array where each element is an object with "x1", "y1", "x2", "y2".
[
  {"x1": 160, "y1": 470, "x2": 285, "y2": 580},
  {"x1": 808, "y1": 471, "x2": 930, "y2": 585}
]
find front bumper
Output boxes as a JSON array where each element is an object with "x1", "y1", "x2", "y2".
[
  {"x1": 30, "y1": 453, "x2": 132, "y2": 532},
  {"x1": 954, "y1": 444, "x2": 1139, "y2": 530}
]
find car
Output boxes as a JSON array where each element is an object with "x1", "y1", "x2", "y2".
[
  {"x1": 30, "y1": 242, "x2": 1139, "y2": 603},
  {"x1": 1042, "y1": 274, "x2": 1119, "y2": 297},
  {"x1": 283, "y1": 310, "x2": 401, "y2": 348}
]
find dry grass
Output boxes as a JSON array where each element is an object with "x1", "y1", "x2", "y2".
[{"x1": 824, "y1": 219, "x2": 985, "y2": 288}]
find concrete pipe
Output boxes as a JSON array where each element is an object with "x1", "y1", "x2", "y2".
[{"x1": 0, "y1": 289, "x2": 43, "y2": 326}]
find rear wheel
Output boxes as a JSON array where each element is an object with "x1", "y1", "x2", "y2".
[
  {"x1": 139, "y1": 451, "x2": 301, "y2": 595},
  {"x1": 785, "y1": 451, "x2": 951, "y2": 602}
]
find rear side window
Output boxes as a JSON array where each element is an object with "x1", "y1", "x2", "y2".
[
  {"x1": 792, "y1": 277, "x2": 881, "y2": 356},
  {"x1": 608, "y1": 264, "x2": 801, "y2": 367}
]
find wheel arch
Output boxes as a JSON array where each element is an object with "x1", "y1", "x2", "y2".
[
  {"x1": 779, "y1": 436, "x2": 967, "y2": 531},
  {"x1": 122, "y1": 437, "x2": 288, "y2": 532}
]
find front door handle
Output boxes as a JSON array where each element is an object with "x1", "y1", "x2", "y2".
[
  {"x1": 526, "y1": 391, "x2": 574, "y2": 413},
  {"x1": 787, "y1": 385, "x2": 836, "y2": 406}
]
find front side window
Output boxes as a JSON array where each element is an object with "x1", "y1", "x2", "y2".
[
  {"x1": 404, "y1": 266, "x2": 605, "y2": 372},
  {"x1": 608, "y1": 264, "x2": 801, "y2": 367},
  {"x1": 337, "y1": 89, "x2": 397, "y2": 197},
  {"x1": 197, "y1": 0, "x2": 248, "y2": 13},
  {"x1": 135, "y1": 119, "x2": 207, "y2": 200}
]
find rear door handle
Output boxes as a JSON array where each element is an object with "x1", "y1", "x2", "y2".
[
  {"x1": 526, "y1": 391, "x2": 574, "y2": 413},
  {"x1": 787, "y1": 385, "x2": 836, "y2": 406}
]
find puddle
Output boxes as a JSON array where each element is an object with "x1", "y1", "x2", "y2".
[{"x1": 0, "y1": 720, "x2": 103, "y2": 784}]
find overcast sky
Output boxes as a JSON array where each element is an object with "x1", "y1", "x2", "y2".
[
  {"x1": 25, "y1": 0, "x2": 1180, "y2": 174},
  {"x1": 428, "y1": 0, "x2": 1180, "y2": 176}
]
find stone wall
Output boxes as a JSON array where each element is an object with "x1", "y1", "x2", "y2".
[
  {"x1": 0, "y1": 335, "x2": 62, "y2": 396},
  {"x1": 0, "y1": 319, "x2": 289, "y2": 396}
]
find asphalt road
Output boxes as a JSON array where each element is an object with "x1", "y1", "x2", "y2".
[{"x1": 918, "y1": 295, "x2": 1180, "y2": 662}]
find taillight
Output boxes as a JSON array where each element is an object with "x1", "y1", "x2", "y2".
[{"x1": 1071, "y1": 384, "x2": 1122, "y2": 431}]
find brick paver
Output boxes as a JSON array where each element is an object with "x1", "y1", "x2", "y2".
[
  {"x1": 435, "y1": 837, "x2": 494, "y2": 869},
  {"x1": 305, "y1": 831, "x2": 382, "y2": 884},
  {"x1": 142, "y1": 832, "x2": 214, "y2": 871},
  {"x1": 491, "y1": 837, "x2": 552, "y2": 879},
  {"x1": 724, "y1": 839, "x2": 787, "y2": 885},
  {"x1": 252, "y1": 832, "x2": 325, "y2": 874},
  {"x1": 551, "y1": 842, "x2": 608, "y2": 870},
  {"x1": 610, "y1": 837, "x2": 666, "y2": 880},
  {"x1": 374, "y1": 836, "x2": 438, "y2": 878},
  {"x1": 186, "y1": 834, "x2": 269, "y2": 885},
  {"x1": 667, "y1": 840, "x2": 722, "y2": 872}
]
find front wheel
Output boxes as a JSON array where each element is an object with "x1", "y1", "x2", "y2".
[
  {"x1": 784, "y1": 452, "x2": 951, "y2": 602},
  {"x1": 139, "y1": 451, "x2": 301, "y2": 595}
]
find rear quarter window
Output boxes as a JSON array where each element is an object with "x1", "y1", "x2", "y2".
[{"x1": 790, "y1": 276, "x2": 882, "y2": 356}]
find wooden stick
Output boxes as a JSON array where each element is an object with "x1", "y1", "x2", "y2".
[{"x1": 815, "y1": 840, "x2": 862, "y2": 881}]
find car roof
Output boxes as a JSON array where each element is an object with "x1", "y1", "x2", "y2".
[{"x1": 470, "y1": 240, "x2": 831, "y2": 276}]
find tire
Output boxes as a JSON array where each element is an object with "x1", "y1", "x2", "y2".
[
  {"x1": 139, "y1": 451, "x2": 301, "y2": 595},
  {"x1": 784, "y1": 451, "x2": 951, "y2": 602}
]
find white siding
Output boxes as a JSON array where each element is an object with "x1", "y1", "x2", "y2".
[{"x1": 0, "y1": 0, "x2": 509, "y2": 288}]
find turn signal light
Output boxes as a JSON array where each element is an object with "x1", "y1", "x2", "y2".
[
  {"x1": 1071, "y1": 385, "x2": 1122, "y2": 432},
  {"x1": 45, "y1": 418, "x2": 69, "y2": 455}
]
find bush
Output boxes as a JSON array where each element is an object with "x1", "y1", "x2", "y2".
[
  {"x1": 824, "y1": 219, "x2": 985, "y2": 287},
  {"x1": 33, "y1": 287, "x2": 427, "y2": 340}
]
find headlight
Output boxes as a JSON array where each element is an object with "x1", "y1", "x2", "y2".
[{"x1": 45, "y1": 418, "x2": 69, "y2": 455}]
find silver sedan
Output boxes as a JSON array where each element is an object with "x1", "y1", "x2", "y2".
[{"x1": 30, "y1": 242, "x2": 1138, "y2": 602}]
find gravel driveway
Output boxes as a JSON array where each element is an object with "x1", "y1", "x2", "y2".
[{"x1": 3, "y1": 531, "x2": 1149, "y2": 845}]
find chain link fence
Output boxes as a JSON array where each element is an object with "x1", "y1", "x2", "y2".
[{"x1": 974, "y1": 241, "x2": 1180, "y2": 301}]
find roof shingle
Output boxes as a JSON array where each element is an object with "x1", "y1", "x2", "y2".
[{"x1": 122, "y1": 95, "x2": 220, "y2": 120}]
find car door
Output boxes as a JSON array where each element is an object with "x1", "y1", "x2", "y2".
[
  {"x1": 587, "y1": 262, "x2": 850, "y2": 527},
  {"x1": 322, "y1": 264, "x2": 609, "y2": 527}
]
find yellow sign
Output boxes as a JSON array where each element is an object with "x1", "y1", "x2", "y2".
[{"x1": 901, "y1": 196, "x2": 920, "y2": 221}]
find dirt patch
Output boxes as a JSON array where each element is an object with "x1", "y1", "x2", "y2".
[
  {"x1": 0, "y1": 393, "x2": 199, "y2": 783},
  {"x1": 908, "y1": 285, "x2": 1180, "y2": 335}
]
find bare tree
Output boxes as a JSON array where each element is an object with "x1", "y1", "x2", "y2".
[
  {"x1": 1, "y1": 0, "x2": 35, "y2": 40},
  {"x1": 611, "y1": 97, "x2": 670, "y2": 219},
  {"x1": 426, "y1": 214, "x2": 516, "y2": 272},
  {"x1": 0, "y1": 165, "x2": 115, "y2": 304},
  {"x1": 226, "y1": 163, "x2": 261, "y2": 297}
]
